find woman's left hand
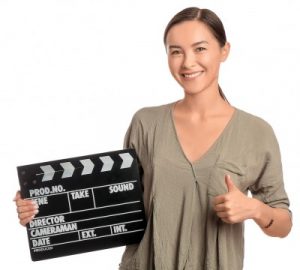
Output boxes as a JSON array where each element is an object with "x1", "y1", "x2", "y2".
[{"x1": 213, "y1": 175, "x2": 257, "y2": 224}]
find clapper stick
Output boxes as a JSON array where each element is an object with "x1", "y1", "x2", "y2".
[{"x1": 17, "y1": 149, "x2": 146, "y2": 261}]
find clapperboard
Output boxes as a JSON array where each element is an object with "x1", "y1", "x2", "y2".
[{"x1": 17, "y1": 149, "x2": 146, "y2": 261}]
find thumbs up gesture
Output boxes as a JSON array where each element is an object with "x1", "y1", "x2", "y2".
[{"x1": 213, "y1": 175, "x2": 256, "y2": 224}]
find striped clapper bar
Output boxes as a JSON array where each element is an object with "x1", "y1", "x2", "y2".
[{"x1": 17, "y1": 149, "x2": 146, "y2": 261}]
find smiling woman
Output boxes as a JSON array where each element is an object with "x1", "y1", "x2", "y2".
[
  {"x1": 117, "y1": 7, "x2": 292, "y2": 270},
  {"x1": 14, "y1": 6, "x2": 292, "y2": 270}
]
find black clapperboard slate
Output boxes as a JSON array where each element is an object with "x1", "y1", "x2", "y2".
[{"x1": 17, "y1": 149, "x2": 146, "y2": 261}]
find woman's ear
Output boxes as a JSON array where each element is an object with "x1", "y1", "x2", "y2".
[{"x1": 221, "y1": 42, "x2": 231, "y2": 62}]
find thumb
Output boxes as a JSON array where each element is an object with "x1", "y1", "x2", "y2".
[{"x1": 225, "y1": 175, "x2": 236, "y2": 192}]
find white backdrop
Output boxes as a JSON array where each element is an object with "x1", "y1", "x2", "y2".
[{"x1": 1, "y1": 0, "x2": 299, "y2": 269}]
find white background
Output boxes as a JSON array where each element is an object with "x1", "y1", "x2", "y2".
[{"x1": 0, "y1": 0, "x2": 299, "y2": 269}]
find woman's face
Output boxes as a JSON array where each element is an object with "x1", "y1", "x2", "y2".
[{"x1": 166, "y1": 20, "x2": 230, "y2": 96}]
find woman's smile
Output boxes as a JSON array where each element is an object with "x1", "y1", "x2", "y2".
[{"x1": 181, "y1": 71, "x2": 204, "y2": 80}]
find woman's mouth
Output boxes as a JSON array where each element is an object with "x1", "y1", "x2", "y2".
[{"x1": 181, "y1": 71, "x2": 204, "y2": 79}]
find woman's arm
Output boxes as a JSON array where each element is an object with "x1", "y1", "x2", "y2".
[{"x1": 252, "y1": 198, "x2": 292, "y2": 237}]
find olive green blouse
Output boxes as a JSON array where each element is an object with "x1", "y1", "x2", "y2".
[{"x1": 118, "y1": 101, "x2": 290, "y2": 270}]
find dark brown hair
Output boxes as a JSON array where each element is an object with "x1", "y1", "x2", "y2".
[{"x1": 163, "y1": 7, "x2": 228, "y2": 101}]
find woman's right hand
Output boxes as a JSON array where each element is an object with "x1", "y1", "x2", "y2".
[{"x1": 14, "y1": 191, "x2": 39, "y2": 226}]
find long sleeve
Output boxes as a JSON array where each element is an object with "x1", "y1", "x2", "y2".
[{"x1": 249, "y1": 125, "x2": 290, "y2": 212}]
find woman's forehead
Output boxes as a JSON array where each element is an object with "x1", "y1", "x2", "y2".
[{"x1": 166, "y1": 20, "x2": 216, "y2": 46}]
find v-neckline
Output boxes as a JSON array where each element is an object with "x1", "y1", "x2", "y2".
[{"x1": 169, "y1": 100, "x2": 238, "y2": 166}]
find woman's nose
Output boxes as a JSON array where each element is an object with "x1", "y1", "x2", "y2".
[{"x1": 182, "y1": 52, "x2": 197, "y2": 69}]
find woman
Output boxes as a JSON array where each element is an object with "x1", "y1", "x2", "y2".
[{"x1": 15, "y1": 7, "x2": 292, "y2": 270}]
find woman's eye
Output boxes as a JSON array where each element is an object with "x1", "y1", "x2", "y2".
[
  {"x1": 170, "y1": 50, "x2": 182, "y2": 55},
  {"x1": 196, "y1": 47, "x2": 206, "y2": 52}
]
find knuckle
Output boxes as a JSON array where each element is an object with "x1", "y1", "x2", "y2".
[
  {"x1": 227, "y1": 210, "x2": 233, "y2": 216},
  {"x1": 222, "y1": 218, "x2": 230, "y2": 224},
  {"x1": 17, "y1": 206, "x2": 24, "y2": 213},
  {"x1": 224, "y1": 203, "x2": 230, "y2": 211},
  {"x1": 227, "y1": 216, "x2": 236, "y2": 224},
  {"x1": 223, "y1": 201, "x2": 231, "y2": 211},
  {"x1": 224, "y1": 195, "x2": 231, "y2": 202},
  {"x1": 21, "y1": 217, "x2": 30, "y2": 226}
]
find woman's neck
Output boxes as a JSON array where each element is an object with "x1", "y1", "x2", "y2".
[{"x1": 177, "y1": 87, "x2": 231, "y2": 119}]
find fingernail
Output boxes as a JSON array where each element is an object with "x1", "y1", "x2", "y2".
[
  {"x1": 34, "y1": 209, "x2": 39, "y2": 215},
  {"x1": 31, "y1": 201, "x2": 39, "y2": 208}
]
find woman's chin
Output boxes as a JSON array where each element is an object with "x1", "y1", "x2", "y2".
[{"x1": 183, "y1": 87, "x2": 205, "y2": 96}]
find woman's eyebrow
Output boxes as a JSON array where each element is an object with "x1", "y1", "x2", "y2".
[
  {"x1": 191, "y1": 41, "x2": 208, "y2": 46},
  {"x1": 168, "y1": 41, "x2": 209, "y2": 50},
  {"x1": 168, "y1": 45, "x2": 181, "y2": 49}
]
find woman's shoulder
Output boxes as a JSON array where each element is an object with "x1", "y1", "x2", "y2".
[
  {"x1": 235, "y1": 108, "x2": 276, "y2": 139},
  {"x1": 131, "y1": 102, "x2": 174, "y2": 123}
]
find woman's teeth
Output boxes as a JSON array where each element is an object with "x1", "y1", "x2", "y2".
[{"x1": 182, "y1": 71, "x2": 203, "y2": 78}]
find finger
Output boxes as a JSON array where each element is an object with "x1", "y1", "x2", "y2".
[
  {"x1": 225, "y1": 174, "x2": 236, "y2": 192},
  {"x1": 213, "y1": 194, "x2": 227, "y2": 205},
  {"x1": 17, "y1": 205, "x2": 38, "y2": 214},
  {"x1": 214, "y1": 203, "x2": 228, "y2": 212},
  {"x1": 216, "y1": 211, "x2": 230, "y2": 219},
  {"x1": 16, "y1": 199, "x2": 37, "y2": 208},
  {"x1": 18, "y1": 209, "x2": 39, "y2": 220},
  {"x1": 214, "y1": 193, "x2": 231, "y2": 205},
  {"x1": 20, "y1": 215, "x2": 35, "y2": 226},
  {"x1": 221, "y1": 217, "x2": 233, "y2": 224}
]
